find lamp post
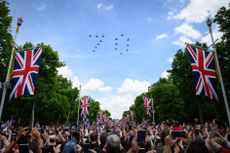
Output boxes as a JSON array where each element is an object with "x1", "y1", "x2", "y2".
[
  {"x1": 148, "y1": 86, "x2": 155, "y2": 124},
  {"x1": 0, "y1": 46, "x2": 2, "y2": 89},
  {"x1": 0, "y1": 17, "x2": 23, "y2": 121},
  {"x1": 77, "y1": 85, "x2": 81, "y2": 125},
  {"x1": 206, "y1": 18, "x2": 230, "y2": 126}
]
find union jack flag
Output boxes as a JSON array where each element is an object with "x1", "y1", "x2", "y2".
[
  {"x1": 142, "y1": 96, "x2": 152, "y2": 116},
  {"x1": 99, "y1": 111, "x2": 104, "y2": 124},
  {"x1": 82, "y1": 115, "x2": 90, "y2": 127},
  {"x1": 103, "y1": 115, "x2": 114, "y2": 126},
  {"x1": 80, "y1": 96, "x2": 90, "y2": 115},
  {"x1": 186, "y1": 44, "x2": 218, "y2": 101},
  {"x1": 10, "y1": 48, "x2": 42, "y2": 100}
]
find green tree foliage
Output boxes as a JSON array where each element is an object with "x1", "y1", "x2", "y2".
[
  {"x1": 66, "y1": 87, "x2": 80, "y2": 122},
  {"x1": 148, "y1": 78, "x2": 185, "y2": 122},
  {"x1": 170, "y1": 48, "x2": 198, "y2": 120},
  {"x1": 88, "y1": 99, "x2": 100, "y2": 122},
  {"x1": 133, "y1": 94, "x2": 149, "y2": 123},
  {"x1": 0, "y1": 1, "x2": 13, "y2": 86},
  {"x1": 102, "y1": 109, "x2": 111, "y2": 117},
  {"x1": 129, "y1": 104, "x2": 135, "y2": 111},
  {"x1": 215, "y1": 3, "x2": 230, "y2": 99},
  {"x1": 214, "y1": 3, "x2": 230, "y2": 120},
  {"x1": 122, "y1": 110, "x2": 129, "y2": 117},
  {"x1": 215, "y1": 3, "x2": 230, "y2": 47},
  {"x1": 130, "y1": 78, "x2": 185, "y2": 123},
  {"x1": 130, "y1": 47, "x2": 217, "y2": 123},
  {"x1": 2, "y1": 42, "x2": 80, "y2": 124}
]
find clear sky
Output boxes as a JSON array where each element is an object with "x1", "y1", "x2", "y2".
[{"x1": 8, "y1": 0, "x2": 229, "y2": 119}]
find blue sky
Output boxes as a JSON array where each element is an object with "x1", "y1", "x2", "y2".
[{"x1": 8, "y1": 0, "x2": 229, "y2": 119}]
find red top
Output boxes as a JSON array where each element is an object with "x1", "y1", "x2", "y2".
[
  {"x1": 218, "y1": 147, "x2": 230, "y2": 153},
  {"x1": 172, "y1": 126, "x2": 184, "y2": 132},
  {"x1": 13, "y1": 143, "x2": 19, "y2": 150}
]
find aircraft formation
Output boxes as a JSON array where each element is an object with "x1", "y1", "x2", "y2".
[{"x1": 88, "y1": 34, "x2": 130, "y2": 55}]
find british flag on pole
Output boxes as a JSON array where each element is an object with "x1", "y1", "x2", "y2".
[
  {"x1": 80, "y1": 96, "x2": 90, "y2": 116},
  {"x1": 186, "y1": 44, "x2": 218, "y2": 101},
  {"x1": 99, "y1": 111, "x2": 104, "y2": 124},
  {"x1": 142, "y1": 96, "x2": 152, "y2": 116},
  {"x1": 10, "y1": 48, "x2": 42, "y2": 100}
]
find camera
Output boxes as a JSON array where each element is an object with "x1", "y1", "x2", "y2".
[
  {"x1": 171, "y1": 131, "x2": 186, "y2": 138},
  {"x1": 49, "y1": 135, "x2": 56, "y2": 146},
  {"x1": 137, "y1": 130, "x2": 146, "y2": 147},
  {"x1": 83, "y1": 143, "x2": 90, "y2": 153},
  {"x1": 138, "y1": 148, "x2": 145, "y2": 153},
  {"x1": 19, "y1": 144, "x2": 29, "y2": 153}
]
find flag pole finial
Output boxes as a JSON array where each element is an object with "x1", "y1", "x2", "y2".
[
  {"x1": 16, "y1": 17, "x2": 23, "y2": 33},
  {"x1": 206, "y1": 18, "x2": 212, "y2": 27}
]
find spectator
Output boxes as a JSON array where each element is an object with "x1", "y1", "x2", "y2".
[
  {"x1": 98, "y1": 132, "x2": 107, "y2": 153},
  {"x1": 62, "y1": 131, "x2": 82, "y2": 153},
  {"x1": 186, "y1": 139, "x2": 209, "y2": 153},
  {"x1": 104, "y1": 134, "x2": 125, "y2": 153}
]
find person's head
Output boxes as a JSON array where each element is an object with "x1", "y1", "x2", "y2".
[
  {"x1": 160, "y1": 127, "x2": 170, "y2": 145},
  {"x1": 186, "y1": 140, "x2": 209, "y2": 153},
  {"x1": 90, "y1": 131, "x2": 98, "y2": 142},
  {"x1": 71, "y1": 131, "x2": 80, "y2": 143},
  {"x1": 174, "y1": 121, "x2": 180, "y2": 127},
  {"x1": 100, "y1": 132, "x2": 107, "y2": 147},
  {"x1": 106, "y1": 134, "x2": 121, "y2": 153}
]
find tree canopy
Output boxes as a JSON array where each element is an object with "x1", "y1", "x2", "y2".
[
  {"x1": 124, "y1": 3, "x2": 230, "y2": 124},
  {"x1": 0, "y1": 1, "x2": 13, "y2": 85}
]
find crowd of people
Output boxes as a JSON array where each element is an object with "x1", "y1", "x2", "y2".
[{"x1": 0, "y1": 119, "x2": 230, "y2": 153}]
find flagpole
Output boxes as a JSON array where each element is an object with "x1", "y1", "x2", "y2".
[
  {"x1": 198, "y1": 101, "x2": 203, "y2": 124},
  {"x1": 151, "y1": 98, "x2": 155, "y2": 124},
  {"x1": 185, "y1": 40, "x2": 218, "y2": 52},
  {"x1": 31, "y1": 101, "x2": 35, "y2": 127},
  {"x1": 207, "y1": 18, "x2": 230, "y2": 126},
  {"x1": 0, "y1": 18, "x2": 23, "y2": 121},
  {"x1": 77, "y1": 85, "x2": 81, "y2": 125}
]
